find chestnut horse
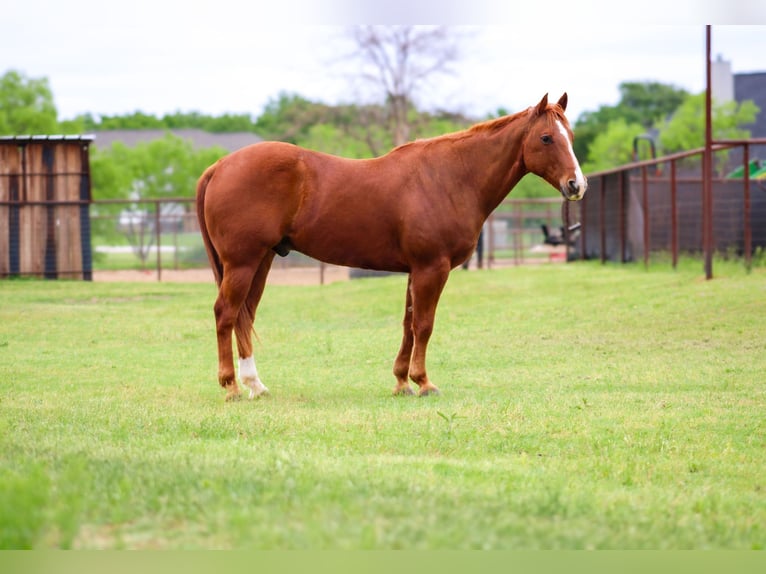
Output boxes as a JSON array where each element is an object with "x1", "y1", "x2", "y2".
[{"x1": 197, "y1": 93, "x2": 586, "y2": 401}]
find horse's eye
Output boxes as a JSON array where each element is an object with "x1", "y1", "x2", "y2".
[{"x1": 541, "y1": 134, "x2": 553, "y2": 145}]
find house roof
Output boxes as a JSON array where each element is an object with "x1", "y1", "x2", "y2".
[
  {"x1": 735, "y1": 71, "x2": 766, "y2": 138},
  {"x1": 91, "y1": 128, "x2": 263, "y2": 152}
]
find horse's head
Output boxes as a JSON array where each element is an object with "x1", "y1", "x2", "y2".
[{"x1": 523, "y1": 93, "x2": 587, "y2": 201}]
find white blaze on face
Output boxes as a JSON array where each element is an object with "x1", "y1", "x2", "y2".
[
  {"x1": 238, "y1": 356, "x2": 269, "y2": 399},
  {"x1": 556, "y1": 119, "x2": 587, "y2": 196}
]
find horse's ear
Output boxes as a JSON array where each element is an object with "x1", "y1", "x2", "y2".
[
  {"x1": 535, "y1": 93, "x2": 549, "y2": 116},
  {"x1": 557, "y1": 92, "x2": 568, "y2": 112}
]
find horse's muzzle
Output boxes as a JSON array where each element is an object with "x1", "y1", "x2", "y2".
[{"x1": 562, "y1": 178, "x2": 587, "y2": 201}]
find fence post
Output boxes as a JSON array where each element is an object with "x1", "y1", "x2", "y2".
[
  {"x1": 487, "y1": 213, "x2": 495, "y2": 269},
  {"x1": 155, "y1": 201, "x2": 162, "y2": 282},
  {"x1": 599, "y1": 175, "x2": 606, "y2": 264},
  {"x1": 642, "y1": 165, "x2": 649, "y2": 269},
  {"x1": 671, "y1": 160, "x2": 678, "y2": 269},
  {"x1": 703, "y1": 25, "x2": 714, "y2": 280},
  {"x1": 743, "y1": 143, "x2": 751, "y2": 272}
]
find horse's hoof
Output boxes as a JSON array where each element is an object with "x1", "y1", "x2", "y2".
[
  {"x1": 243, "y1": 377, "x2": 270, "y2": 400},
  {"x1": 223, "y1": 382, "x2": 242, "y2": 402},
  {"x1": 248, "y1": 388, "x2": 270, "y2": 400},
  {"x1": 418, "y1": 386, "x2": 441, "y2": 397},
  {"x1": 392, "y1": 385, "x2": 415, "y2": 396}
]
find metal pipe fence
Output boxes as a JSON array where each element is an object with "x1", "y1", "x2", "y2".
[
  {"x1": 87, "y1": 196, "x2": 569, "y2": 283},
  {"x1": 578, "y1": 139, "x2": 766, "y2": 274}
]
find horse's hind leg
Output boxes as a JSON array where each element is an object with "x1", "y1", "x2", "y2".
[
  {"x1": 214, "y1": 264, "x2": 259, "y2": 401},
  {"x1": 392, "y1": 274, "x2": 415, "y2": 396},
  {"x1": 235, "y1": 251, "x2": 275, "y2": 399}
]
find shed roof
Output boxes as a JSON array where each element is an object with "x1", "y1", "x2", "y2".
[{"x1": 0, "y1": 134, "x2": 95, "y2": 143}]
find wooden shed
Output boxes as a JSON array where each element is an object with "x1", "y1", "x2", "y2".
[{"x1": 0, "y1": 136, "x2": 93, "y2": 280}]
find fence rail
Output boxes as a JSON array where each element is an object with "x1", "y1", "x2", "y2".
[{"x1": 85, "y1": 196, "x2": 569, "y2": 283}]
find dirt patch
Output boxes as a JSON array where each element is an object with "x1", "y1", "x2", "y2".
[{"x1": 92, "y1": 265, "x2": 350, "y2": 286}]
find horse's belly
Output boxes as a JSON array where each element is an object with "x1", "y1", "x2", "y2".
[{"x1": 291, "y1": 222, "x2": 408, "y2": 272}]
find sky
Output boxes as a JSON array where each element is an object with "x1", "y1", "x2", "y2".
[{"x1": 4, "y1": 1, "x2": 766, "y2": 126}]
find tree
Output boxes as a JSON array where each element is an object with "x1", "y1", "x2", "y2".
[
  {"x1": 658, "y1": 92, "x2": 759, "y2": 175},
  {"x1": 617, "y1": 82, "x2": 689, "y2": 127},
  {"x1": 90, "y1": 134, "x2": 226, "y2": 265},
  {"x1": 0, "y1": 70, "x2": 59, "y2": 135},
  {"x1": 573, "y1": 81, "x2": 689, "y2": 161},
  {"x1": 79, "y1": 110, "x2": 260, "y2": 133},
  {"x1": 581, "y1": 119, "x2": 647, "y2": 173},
  {"x1": 88, "y1": 111, "x2": 166, "y2": 130},
  {"x1": 253, "y1": 92, "x2": 335, "y2": 143},
  {"x1": 91, "y1": 133, "x2": 225, "y2": 201},
  {"x1": 299, "y1": 123, "x2": 373, "y2": 159},
  {"x1": 346, "y1": 26, "x2": 461, "y2": 148}
]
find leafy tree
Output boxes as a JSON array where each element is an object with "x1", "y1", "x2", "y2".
[
  {"x1": 658, "y1": 92, "x2": 759, "y2": 152},
  {"x1": 618, "y1": 82, "x2": 689, "y2": 126},
  {"x1": 254, "y1": 92, "x2": 334, "y2": 143},
  {"x1": 0, "y1": 70, "x2": 59, "y2": 135},
  {"x1": 657, "y1": 92, "x2": 759, "y2": 175},
  {"x1": 91, "y1": 133, "x2": 225, "y2": 200},
  {"x1": 88, "y1": 111, "x2": 166, "y2": 130},
  {"x1": 90, "y1": 134, "x2": 226, "y2": 262},
  {"x1": 299, "y1": 123, "x2": 372, "y2": 158},
  {"x1": 573, "y1": 81, "x2": 688, "y2": 161},
  {"x1": 160, "y1": 110, "x2": 255, "y2": 132},
  {"x1": 77, "y1": 109, "x2": 260, "y2": 133},
  {"x1": 582, "y1": 119, "x2": 647, "y2": 173}
]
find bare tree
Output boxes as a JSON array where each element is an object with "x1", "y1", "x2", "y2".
[{"x1": 348, "y1": 26, "x2": 461, "y2": 147}]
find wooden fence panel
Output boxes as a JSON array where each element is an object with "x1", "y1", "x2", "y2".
[
  {"x1": 0, "y1": 145, "x2": 20, "y2": 276},
  {"x1": 54, "y1": 142, "x2": 84, "y2": 277}
]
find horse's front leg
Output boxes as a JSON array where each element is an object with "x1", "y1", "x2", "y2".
[
  {"x1": 392, "y1": 275, "x2": 415, "y2": 396},
  {"x1": 407, "y1": 262, "x2": 450, "y2": 396}
]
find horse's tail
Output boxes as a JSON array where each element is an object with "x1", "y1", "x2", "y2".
[{"x1": 196, "y1": 162, "x2": 223, "y2": 287}]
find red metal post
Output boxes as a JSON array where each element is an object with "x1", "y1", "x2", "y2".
[
  {"x1": 599, "y1": 175, "x2": 606, "y2": 263},
  {"x1": 155, "y1": 204, "x2": 162, "y2": 282},
  {"x1": 743, "y1": 143, "x2": 752, "y2": 271},
  {"x1": 487, "y1": 213, "x2": 495, "y2": 269},
  {"x1": 671, "y1": 159, "x2": 678, "y2": 269},
  {"x1": 579, "y1": 194, "x2": 587, "y2": 261},
  {"x1": 642, "y1": 165, "x2": 649, "y2": 268},
  {"x1": 618, "y1": 171, "x2": 626, "y2": 262},
  {"x1": 516, "y1": 202, "x2": 524, "y2": 265},
  {"x1": 703, "y1": 25, "x2": 714, "y2": 279}
]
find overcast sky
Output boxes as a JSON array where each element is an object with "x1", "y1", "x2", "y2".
[{"x1": 4, "y1": 1, "x2": 766, "y2": 125}]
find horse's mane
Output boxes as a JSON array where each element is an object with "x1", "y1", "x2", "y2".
[
  {"x1": 387, "y1": 103, "x2": 567, "y2": 156},
  {"x1": 468, "y1": 103, "x2": 567, "y2": 134}
]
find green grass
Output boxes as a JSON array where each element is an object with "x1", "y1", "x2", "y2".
[{"x1": 1, "y1": 261, "x2": 765, "y2": 549}]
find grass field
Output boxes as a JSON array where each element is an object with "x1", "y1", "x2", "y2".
[{"x1": 1, "y1": 261, "x2": 764, "y2": 549}]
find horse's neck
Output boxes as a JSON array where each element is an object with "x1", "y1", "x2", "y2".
[{"x1": 452, "y1": 114, "x2": 529, "y2": 217}]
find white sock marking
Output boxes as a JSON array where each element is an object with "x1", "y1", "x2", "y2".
[{"x1": 238, "y1": 356, "x2": 269, "y2": 399}]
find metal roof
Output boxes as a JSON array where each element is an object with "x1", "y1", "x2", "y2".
[{"x1": 0, "y1": 134, "x2": 95, "y2": 142}]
